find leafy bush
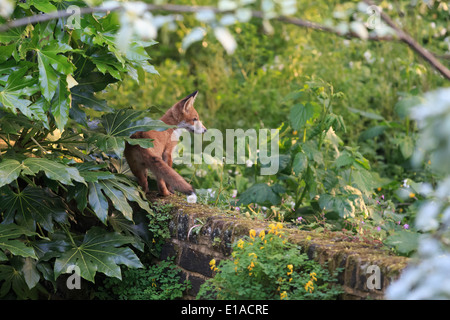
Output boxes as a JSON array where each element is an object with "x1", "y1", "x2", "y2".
[
  {"x1": 197, "y1": 223, "x2": 342, "y2": 300},
  {"x1": 0, "y1": 2, "x2": 166, "y2": 298},
  {"x1": 96, "y1": 257, "x2": 190, "y2": 300}
]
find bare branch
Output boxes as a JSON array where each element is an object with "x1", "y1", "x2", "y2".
[
  {"x1": 364, "y1": 0, "x2": 450, "y2": 80},
  {"x1": 0, "y1": 2, "x2": 448, "y2": 80}
]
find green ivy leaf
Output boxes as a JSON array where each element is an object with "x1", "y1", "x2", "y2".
[{"x1": 54, "y1": 227, "x2": 143, "y2": 283}]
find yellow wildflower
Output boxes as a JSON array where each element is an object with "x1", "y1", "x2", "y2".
[
  {"x1": 280, "y1": 291, "x2": 288, "y2": 300},
  {"x1": 249, "y1": 229, "x2": 256, "y2": 239},
  {"x1": 259, "y1": 230, "x2": 265, "y2": 240},
  {"x1": 287, "y1": 264, "x2": 293, "y2": 276},
  {"x1": 310, "y1": 272, "x2": 317, "y2": 281},
  {"x1": 237, "y1": 239, "x2": 244, "y2": 249},
  {"x1": 409, "y1": 192, "x2": 416, "y2": 198},
  {"x1": 305, "y1": 280, "x2": 314, "y2": 293},
  {"x1": 268, "y1": 223, "x2": 276, "y2": 233},
  {"x1": 276, "y1": 222, "x2": 283, "y2": 230},
  {"x1": 209, "y1": 259, "x2": 219, "y2": 272}
]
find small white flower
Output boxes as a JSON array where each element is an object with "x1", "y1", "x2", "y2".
[
  {"x1": 246, "y1": 159, "x2": 253, "y2": 167},
  {"x1": 187, "y1": 193, "x2": 197, "y2": 204},
  {"x1": 402, "y1": 179, "x2": 410, "y2": 188}
]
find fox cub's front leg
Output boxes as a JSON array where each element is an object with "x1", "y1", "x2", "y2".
[{"x1": 162, "y1": 149, "x2": 174, "y2": 194}]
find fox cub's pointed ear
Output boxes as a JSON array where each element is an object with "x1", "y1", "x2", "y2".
[{"x1": 182, "y1": 90, "x2": 198, "y2": 111}]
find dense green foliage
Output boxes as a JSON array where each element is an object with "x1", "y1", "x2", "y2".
[
  {"x1": 96, "y1": 257, "x2": 190, "y2": 300},
  {"x1": 0, "y1": 0, "x2": 168, "y2": 299}
]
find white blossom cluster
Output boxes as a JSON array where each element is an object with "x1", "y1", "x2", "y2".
[{"x1": 387, "y1": 88, "x2": 450, "y2": 300}]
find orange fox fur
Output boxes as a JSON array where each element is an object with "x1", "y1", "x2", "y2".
[{"x1": 124, "y1": 91, "x2": 206, "y2": 201}]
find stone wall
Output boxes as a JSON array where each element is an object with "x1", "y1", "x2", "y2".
[{"x1": 151, "y1": 194, "x2": 409, "y2": 300}]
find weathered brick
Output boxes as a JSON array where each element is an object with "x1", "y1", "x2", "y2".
[{"x1": 179, "y1": 247, "x2": 215, "y2": 278}]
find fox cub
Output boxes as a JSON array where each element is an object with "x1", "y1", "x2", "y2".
[{"x1": 124, "y1": 91, "x2": 206, "y2": 203}]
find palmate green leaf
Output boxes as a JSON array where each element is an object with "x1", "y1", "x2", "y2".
[
  {"x1": 30, "y1": 0, "x2": 57, "y2": 13},
  {"x1": 0, "y1": 27, "x2": 25, "y2": 44},
  {"x1": 88, "y1": 109, "x2": 169, "y2": 156},
  {"x1": 36, "y1": 42, "x2": 74, "y2": 101},
  {"x1": 88, "y1": 176, "x2": 151, "y2": 224},
  {"x1": 90, "y1": 52, "x2": 127, "y2": 80},
  {"x1": 23, "y1": 158, "x2": 85, "y2": 186},
  {"x1": 102, "y1": 109, "x2": 170, "y2": 137},
  {"x1": 0, "y1": 159, "x2": 23, "y2": 187},
  {"x1": 0, "y1": 223, "x2": 37, "y2": 260},
  {"x1": 0, "y1": 186, "x2": 68, "y2": 232},
  {"x1": 0, "y1": 264, "x2": 39, "y2": 299},
  {"x1": 0, "y1": 67, "x2": 40, "y2": 120},
  {"x1": 54, "y1": 227, "x2": 143, "y2": 283},
  {"x1": 0, "y1": 157, "x2": 86, "y2": 188}
]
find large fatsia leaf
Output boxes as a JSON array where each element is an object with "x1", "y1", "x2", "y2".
[
  {"x1": 87, "y1": 108, "x2": 171, "y2": 156},
  {"x1": 36, "y1": 40, "x2": 74, "y2": 102},
  {"x1": 0, "y1": 157, "x2": 85, "y2": 188},
  {"x1": 0, "y1": 185, "x2": 68, "y2": 232},
  {"x1": 0, "y1": 257, "x2": 42, "y2": 299},
  {"x1": 23, "y1": 158, "x2": 85, "y2": 186},
  {"x1": 0, "y1": 264, "x2": 38, "y2": 299},
  {"x1": 88, "y1": 175, "x2": 151, "y2": 224},
  {"x1": 0, "y1": 223, "x2": 37, "y2": 261},
  {"x1": 0, "y1": 159, "x2": 24, "y2": 187},
  {"x1": 0, "y1": 67, "x2": 40, "y2": 120},
  {"x1": 54, "y1": 227, "x2": 143, "y2": 283}
]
